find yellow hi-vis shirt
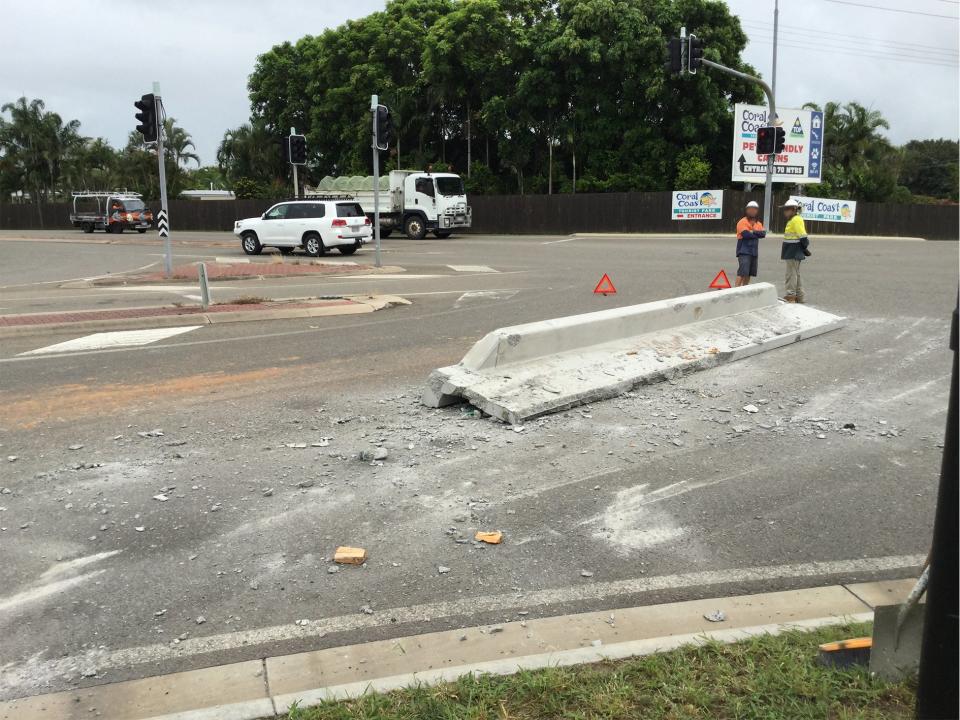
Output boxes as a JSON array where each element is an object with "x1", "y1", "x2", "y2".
[{"x1": 781, "y1": 215, "x2": 809, "y2": 260}]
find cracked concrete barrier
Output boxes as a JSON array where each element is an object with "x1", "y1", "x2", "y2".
[{"x1": 422, "y1": 282, "x2": 845, "y2": 424}]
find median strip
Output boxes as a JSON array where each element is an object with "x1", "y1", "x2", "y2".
[{"x1": 0, "y1": 295, "x2": 411, "y2": 339}]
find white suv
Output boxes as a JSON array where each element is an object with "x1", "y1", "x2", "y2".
[{"x1": 233, "y1": 199, "x2": 372, "y2": 256}]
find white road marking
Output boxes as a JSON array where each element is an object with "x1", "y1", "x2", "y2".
[
  {"x1": 541, "y1": 237, "x2": 576, "y2": 245},
  {"x1": 19, "y1": 326, "x2": 202, "y2": 356},
  {"x1": 448, "y1": 265, "x2": 498, "y2": 273},
  {"x1": 0, "y1": 553, "x2": 922, "y2": 694},
  {"x1": 215, "y1": 257, "x2": 248, "y2": 264}
]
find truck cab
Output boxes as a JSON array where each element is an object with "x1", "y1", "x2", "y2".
[
  {"x1": 70, "y1": 191, "x2": 153, "y2": 234},
  {"x1": 398, "y1": 171, "x2": 471, "y2": 239}
]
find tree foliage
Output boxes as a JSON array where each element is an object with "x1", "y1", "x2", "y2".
[
  {"x1": 0, "y1": 96, "x2": 211, "y2": 201},
  {"x1": 244, "y1": 0, "x2": 763, "y2": 193}
]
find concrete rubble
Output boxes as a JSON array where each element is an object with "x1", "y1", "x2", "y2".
[{"x1": 422, "y1": 283, "x2": 846, "y2": 424}]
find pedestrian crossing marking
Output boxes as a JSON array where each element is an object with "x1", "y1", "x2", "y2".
[
  {"x1": 447, "y1": 265, "x2": 498, "y2": 273},
  {"x1": 20, "y1": 326, "x2": 201, "y2": 356}
]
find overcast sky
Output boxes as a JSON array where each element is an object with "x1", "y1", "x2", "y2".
[{"x1": 2, "y1": 0, "x2": 957, "y2": 165}]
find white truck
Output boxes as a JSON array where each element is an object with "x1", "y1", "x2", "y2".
[{"x1": 312, "y1": 170, "x2": 471, "y2": 239}]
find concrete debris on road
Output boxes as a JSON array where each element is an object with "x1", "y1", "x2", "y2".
[
  {"x1": 195, "y1": 616, "x2": 206, "y2": 625},
  {"x1": 580, "y1": 570, "x2": 595, "y2": 578},
  {"x1": 742, "y1": 404, "x2": 759, "y2": 414},
  {"x1": 358, "y1": 447, "x2": 389, "y2": 462},
  {"x1": 137, "y1": 429, "x2": 165, "y2": 438},
  {"x1": 422, "y1": 284, "x2": 845, "y2": 424},
  {"x1": 704, "y1": 610, "x2": 727, "y2": 622},
  {"x1": 334, "y1": 546, "x2": 368, "y2": 564},
  {"x1": 437, "y1": 565, "x2": 451, "y2": 574},
  {"x1": 360, "y1": 605, "x2": 374, "y2": 615},
  {"x1": 474, "y1": 531, "x2": 502, "y2": 544}
]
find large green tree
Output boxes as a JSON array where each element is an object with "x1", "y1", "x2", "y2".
[{"x1": 899, "y1": 138, "x2": 958, "y2": 201}]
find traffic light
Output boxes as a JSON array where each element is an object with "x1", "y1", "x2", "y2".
[
  {"x1": 134, "y1": 93, "x2": 157, "y2": 142},
  {"x1": 288, "y1": 134, "x2": 307, "y2": 165},
  {"x1": 775, "y1": 126, "x2": 785, "y2": 154},
  {"x1": 375, "y1": 106, "x2": 394, "y2": 150},
  {"x1": 688, "y1": 35, "x2": 705, "y2": 71},
  {"x1": 756, "y1": 125, "x2": 776, "y2": 155},
  {"x1": 664, "y1": 37, "x2": 682, "y2": 74}
]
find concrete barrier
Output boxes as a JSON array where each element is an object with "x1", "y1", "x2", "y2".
[{"x1": 422, "y1": 283, "x2": 846, "y2": 423}]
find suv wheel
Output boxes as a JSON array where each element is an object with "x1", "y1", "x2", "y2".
[
  {"x1": 241, "y1": 231, "x2": 263, "y2": 255},
  {"x1": 304, "y1": 233, "x2": 325, "y2": 257},
  {"x1": 338, "y1": 244, "x2": 358, "y2": 255},
  {"x1": 404, "y1": 215, "x2": 427, "y2": 240}
]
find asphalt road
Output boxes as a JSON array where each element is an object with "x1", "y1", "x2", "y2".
[{"x1": 0, "y1": 229, "x2": 955, "y2": 699}]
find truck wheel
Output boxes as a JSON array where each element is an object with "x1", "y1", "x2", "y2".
[
  {"x1": 241, "y1": 231, "x2": 263, "y2": 255},
  {"x1": 109, "y1": 223, "x2": 123, "y2": 234},
  {"x1": 433, "y1": 230, "x2": 452, "y2": 239},
  {"x1": 338, "y1": 244, "x2": 358, "y2": 255},
  {"x1": 304, "y1": 232, "x2": 325, "y2": 257},
  {"x1": 404, "y1": 216, "x2": 426, "y2": 240},
  {"x1": 137, "y1": 229, "x2": 147, "y2": 234},
  {"x1": 82, "y1": 223, "x2": 93, "y2": 233}
]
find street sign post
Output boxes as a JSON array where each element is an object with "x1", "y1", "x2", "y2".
[
  {"x1": 371, "y1": 95, "x2": 382, "y2": 269},
  {"x1": 731, "y1": 104, "x2": 824, "y2": 185}
]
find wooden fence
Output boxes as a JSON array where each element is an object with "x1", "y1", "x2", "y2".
[{"x1": 1, "y1": 191, "x2": 956, "y2": 239}]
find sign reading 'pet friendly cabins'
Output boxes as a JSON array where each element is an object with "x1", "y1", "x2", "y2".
[
  {"x1": 671, "y1": 190, "x2": 723, "y2": 220},
  {"x1": 788, "y1": 195, "x2": 857, "y2": 223}
]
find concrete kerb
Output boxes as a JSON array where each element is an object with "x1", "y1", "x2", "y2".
[
  {"x1": 423, "y1": 282, "x2": 846, "y2": 423},
  {"x1": 0, "y1": 579, "x2": 917, "y2": 720},
  {"x1": 0, "y1": 295, "x2": 411, "y2": 339}
]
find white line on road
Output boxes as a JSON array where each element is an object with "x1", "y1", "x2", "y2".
[
  {"x1": 541, "y1": 237, "x2": 577, "y2": 245},
  {"x1": 0, "y1": 553, "x2": 922, "y2": 694},
  {"x1": 19, "y1": 326, "x2": 202, "y2": 356},
  {"x1": 448, "y1": 264, "x2": 498, "y2": 273}
]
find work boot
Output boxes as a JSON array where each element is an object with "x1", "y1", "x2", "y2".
[
  {"x1": 783, "y1": 295, "x2": 797, "y2": 303},
  {"x1": 795, "y1": 297, "x2": 806, "y2": 304}
]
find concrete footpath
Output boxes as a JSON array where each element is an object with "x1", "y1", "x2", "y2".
[
  {"x1": 0, "y1": 578, "x2": 915, "y2": 720},
  {"x1": 0, "y1": 295, "x2": 410, "y2": 339}
]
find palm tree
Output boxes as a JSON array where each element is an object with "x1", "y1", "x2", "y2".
[{"x1": 161, "y1": 118, "x2": 200, "y2": 168}]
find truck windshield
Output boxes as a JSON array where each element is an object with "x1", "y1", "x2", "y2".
[
  {"x1": 436, "y1": 177, "x2": 464, "y2": 196},
  {"x1": 121, "y1": 199, "x2": 145, "y2": 211}
]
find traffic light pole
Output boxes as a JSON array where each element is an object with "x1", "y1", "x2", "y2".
[
  {"x1": 290, "y1": 127, "x2": 299, "y2": 199},
  {"x1": 153, "y1": 82, "x2": 172, "y2": 278},
  {"x1": 700, "y1": 59, "x2": 776, "y2": 229},
  {"x1": 370, "y1": 95, "x2": 382, "y2": 269}
]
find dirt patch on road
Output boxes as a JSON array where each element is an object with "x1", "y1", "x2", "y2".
[{"x1": 1, "y1": 367, "x2": 289, "y2": 429}]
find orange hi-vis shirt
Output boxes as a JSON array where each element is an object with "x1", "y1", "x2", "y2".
[{"x1": 735, "y1": 217, "x2": 764, "y2": 257}]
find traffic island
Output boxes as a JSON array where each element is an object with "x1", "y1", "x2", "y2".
[
  {"x1": 0, "y1": 295, "x2": 411, "y2": 338},
  {"x1": 74, "y1": 259, "x2": 403, "y2": 287}
]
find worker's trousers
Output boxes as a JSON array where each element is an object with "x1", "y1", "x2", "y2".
[{"x1": 784, "y1": 259, "x2": 804, "y2": 301}]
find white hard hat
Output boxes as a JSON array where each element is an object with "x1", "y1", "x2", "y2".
[
  {"x1": 745, "y1": 201, "x2": 759, "y2": 209},
  {"x1": 782, "y1": 198, "x2": 801, "y2": 208}
]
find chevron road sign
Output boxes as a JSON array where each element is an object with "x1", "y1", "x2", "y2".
[{"x1": 157, "y1": 209, "x2": 169, "y2": 237}]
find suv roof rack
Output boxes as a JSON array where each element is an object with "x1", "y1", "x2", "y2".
[
  {"x1": 71, "y1": 190, "x2": 143, "y2": 198},
  {"x1": 295, "y1": 194, "x2": 355, "y2": 201}
]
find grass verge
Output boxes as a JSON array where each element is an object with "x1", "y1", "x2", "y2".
[{"x1": 286, "y1": 622, "x2": 915, "y2": 720}]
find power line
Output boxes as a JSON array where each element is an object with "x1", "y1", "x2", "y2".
[
  {"x1": 748, "y1": 36, "x2": 959, "y2": 68},
  {"x1": 741, "y1": 20, "x2": 959, "y2": 57},
  {"x1": 821, "y1": 0, "x2": 959, "y2": 20},
  {"x1": 744, "y1": 29, "x2": 960, "y2": 64}
]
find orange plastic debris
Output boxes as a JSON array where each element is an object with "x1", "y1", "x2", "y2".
[
  {"x1": 334, "y1": 546, "x2": 368, "y2": 564},
  {"x1": 475, "y1": 531, "x2": 503, "y2": 544}
]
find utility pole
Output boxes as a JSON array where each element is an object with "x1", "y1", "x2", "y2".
[{"x1": 153, "y1": 82, "x2": 172, "y2": 278}]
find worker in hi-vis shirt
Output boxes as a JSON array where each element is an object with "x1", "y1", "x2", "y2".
[
  {"x1": 734, "y1": 200, "x2": 766, "y2": 287},
  {"x1": 781, "y1": 198, "x2": 811, "y2": 303}
]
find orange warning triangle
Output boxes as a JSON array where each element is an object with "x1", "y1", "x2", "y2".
[
  {"x1": 709, "y1": 269, "x2": 732, "y2": 290},
  {"x1": 593, "y1": 273, "x2": 617, "y2": 295}
]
